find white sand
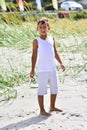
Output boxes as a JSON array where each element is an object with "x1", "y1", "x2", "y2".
[
  {"x1": 0, "y1": 45, "x2": 87, "y2": 130},
  {"x1": 0, "y1": 78, "x2": 87, "y2": 130}
]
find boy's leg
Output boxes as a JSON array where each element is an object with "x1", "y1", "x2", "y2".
[
  {"x1": 38, "y1": 95, "x2": 51, "y2": 116},
  {"x1": 37, "y1": 72, "x2": 51, "y2": 116},
  {"x1": 49, "y1": 71, "x2": 63, "y2": 112},
  {"x1": 50, "y1": 94, "x2": 63, "y2": 112}
]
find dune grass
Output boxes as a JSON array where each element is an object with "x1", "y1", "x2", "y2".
[{"x1": 0, "y1": 14, "x2": 87, "y2": 101}]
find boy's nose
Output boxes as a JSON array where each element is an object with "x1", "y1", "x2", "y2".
[{"x1": 41, "y1": 28, "x2": 44, "y2": 31}]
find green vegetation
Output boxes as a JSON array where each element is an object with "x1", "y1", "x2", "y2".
[
  {"x1": 0, "y1": 1, "x2": 36, "y2": 12},
  {"x1": 0, "y1": 11, "x2": 87, "y2": 102},
  {"x1": 70, "y1": 10, "x2": 87, "y2": 20}
]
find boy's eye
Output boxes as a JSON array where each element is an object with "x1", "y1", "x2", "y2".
[{"x1": 40, "y1": 26, "x2": 46, "y2": 29}]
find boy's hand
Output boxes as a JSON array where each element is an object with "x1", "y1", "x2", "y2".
[
  {"x1": 30, "y1": 70, "x2": 34, "y2": 78},
  {"x1": 60, "y1": 64, "x2": 65, "y2": 72}
]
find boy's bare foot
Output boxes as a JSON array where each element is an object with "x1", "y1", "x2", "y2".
[
  {"x1": 40, "y1": 111, "x2": 51, "y2": 116},
  {"x1": 50, "y1": 107, "x2": 63, "y2": 112}
]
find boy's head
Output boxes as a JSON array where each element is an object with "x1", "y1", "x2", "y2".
[
  {"x1": 37, "y1": 18, "x2": 50, "y2": 35},
  {"x1": 37, "y1": 17, "x2": 49, "y2": 25}
]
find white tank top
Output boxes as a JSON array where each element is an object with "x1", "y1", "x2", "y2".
[{"x1": 36, "y1": 36, "x2": 56, "y2": 72}]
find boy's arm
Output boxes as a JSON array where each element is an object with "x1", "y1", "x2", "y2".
[
  {"x1": 53, "y1": 39, "x2": 65, "y2": 71},
  {"x1": 30, "y1": 39, "x2": 38, "y2": 78}
]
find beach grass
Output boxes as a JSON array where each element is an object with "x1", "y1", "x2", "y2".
[{"x1": 0, "y1": 14, "x2": 87, "y2": 101}]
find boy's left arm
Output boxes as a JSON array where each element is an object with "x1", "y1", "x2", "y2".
[{"x1": 53, "y1": 41, "x2": 65, "y2": 71}]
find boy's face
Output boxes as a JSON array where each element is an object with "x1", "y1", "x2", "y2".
[{"x1": 37, "y1": 23, "x2": 49, "y2": 36}]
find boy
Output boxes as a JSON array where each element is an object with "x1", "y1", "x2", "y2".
[{"x1": 30, "y1": 18, "x2": 65, "y2": 116}]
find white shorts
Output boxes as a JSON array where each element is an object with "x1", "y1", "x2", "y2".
[{"x1": 37, "y1": 70, "x2": 59, "y2": 95}]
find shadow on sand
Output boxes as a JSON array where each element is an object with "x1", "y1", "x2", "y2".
[{"x1": 0, "y1": 115, "x2": 49, "y2": 130}]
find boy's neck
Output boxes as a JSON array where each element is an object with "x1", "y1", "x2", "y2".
[{"x1": 40, "y1": 35, "x2": 48, "y2": 40}]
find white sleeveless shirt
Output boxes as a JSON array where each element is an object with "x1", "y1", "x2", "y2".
[{"x1": 36, "y1": 36, "x2": 56, "y2": 72}]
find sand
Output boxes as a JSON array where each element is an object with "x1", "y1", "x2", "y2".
[
  {"x1": 0, "y1": 42, "x2": 87, "y2": 130},
  {"x1": 0, "y1": 78, "x2": 87, "y2": 130}
]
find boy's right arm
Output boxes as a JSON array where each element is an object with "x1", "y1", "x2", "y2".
[{"x1": 30, "y1": 39, "x2": 38, "y2": 78}]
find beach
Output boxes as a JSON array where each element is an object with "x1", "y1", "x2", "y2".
[
  {"x1": 0, "y1": 31, "x2": 87, "y2": 130},
  {"x1": 0, "y1": 77, "x2": 87, "y2": 130}
]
